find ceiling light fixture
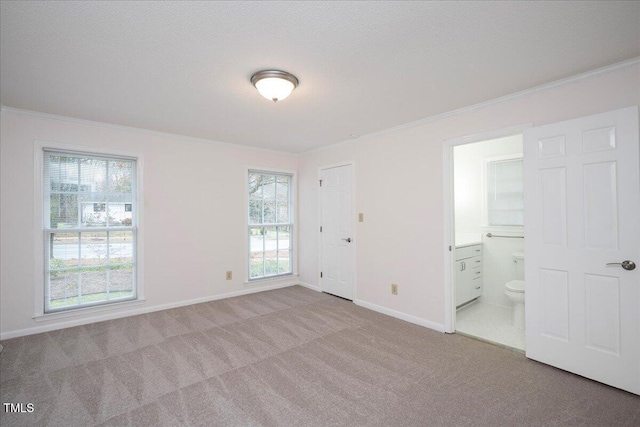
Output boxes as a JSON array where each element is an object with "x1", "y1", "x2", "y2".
[{"x1": 251, "y1": 70, "x2": 299, "y2": 103}]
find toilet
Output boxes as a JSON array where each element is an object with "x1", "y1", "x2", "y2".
[{"x1": 504, "y1": 252, "x2": 525, "y2": 329}]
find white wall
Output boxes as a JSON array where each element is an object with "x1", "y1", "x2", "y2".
[
  {"x1": 298, "y1": 64, "x2": 640, "y2": 329},
  {"x1": 453, "y1": 135, "x2": 524, "y2": 307},
  {"x1": 0, "y1": 110, "x2": 298, "y2": 337}
]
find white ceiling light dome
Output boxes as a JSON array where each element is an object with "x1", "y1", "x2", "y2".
[{"x1": 251, "y1": 70, "x2": 299, "y2": 103}]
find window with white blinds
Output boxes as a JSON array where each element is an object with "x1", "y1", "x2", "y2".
[
  {"x1": 43, "y1": 150, "x2": 137, "y2": 312},
  {"x1": 486, "y1": 157, "x2": 524, "y2": 227},
  {"x1": 248, "y1": 171, "x2": 293, "y2": 280}
]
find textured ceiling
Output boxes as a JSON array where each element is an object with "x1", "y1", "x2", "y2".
[{"x1": 1, "y1": 1, "x2": 639, "y2": 153}]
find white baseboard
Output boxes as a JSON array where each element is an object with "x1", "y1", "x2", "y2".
[
  {"x1": 0, "y1": 281, "x2": 300, "y2": 340},
  {"x1": 0, "y1": 283, "x2": 445, "y2": 340},
  {"x1": 354, "y1": 299, "x2": 445, "y2": 333},
  {"x1": 297, "y1": 281, "x2": 321, "y2": 292}
]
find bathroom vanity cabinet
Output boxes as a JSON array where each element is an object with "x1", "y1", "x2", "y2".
[{"x1": 455, "y1": 243, "x2": 482, "y2": 307}]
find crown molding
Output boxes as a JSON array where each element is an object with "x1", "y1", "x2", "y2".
[
  {"x1": 303, "y1": 56, "x2": 640, "y2": 155},
  {"x1": 0, "y1": 106, "x2": 298, "y2": 157}
]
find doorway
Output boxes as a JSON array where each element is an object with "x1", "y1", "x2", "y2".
[
  {"x1": 444, "y1": 107, "x2": 640, "y2": 395},
  {"x1": 446, "y1": 129, "x2": 527, "y2": 351},
  {"x1": 319, "y1": 163, "x2": 355, "y2": 300}
]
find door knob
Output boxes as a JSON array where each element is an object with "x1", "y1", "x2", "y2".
[
  {"x1": 606, "y1": 260, "x2": 636, "y2": 271},
  {"x1": 341, "y1": 238, "x2": 352, "y2": 243}
]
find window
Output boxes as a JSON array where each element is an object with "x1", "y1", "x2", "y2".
[
  {"x1": 248, "y1": 171, "x2": 293, "y2": 280},
  {"x1": 486, "y1": 157, "x2": 523, "y2": 226},
  {"x1": 43, "y1": 150, "x2": 137, "y2": 312}
]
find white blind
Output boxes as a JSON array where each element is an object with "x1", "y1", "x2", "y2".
[
  {"x1": 44, "y1": 150, "x2": 136, "y2": 229},
  {"x1": 487, "y1": 158, "x2": 523, "y2": 226}
]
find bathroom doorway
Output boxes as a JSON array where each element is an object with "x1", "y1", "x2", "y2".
[
  {"x1": 443, "y1": 108, "x2": 640, "y2": 393},
  {"x1": 442, "y1": 125, "x2": 528, "y2": 351}
]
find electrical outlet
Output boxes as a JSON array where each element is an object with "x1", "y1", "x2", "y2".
[
  {"x1": 391, "y1": 284, "x2": 398, "y2": 295},
  {"x1": 226, "y1": 271, "x2": 232, "y2": 280},
  {"x1": 358, "y1": 213, "x2": 364, "y2": 222}
]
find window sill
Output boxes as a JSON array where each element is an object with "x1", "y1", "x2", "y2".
[
  {"x1": 33, "y1": 298, "x2": 146, "y2": 322},
  {"x1": 244, "y1": 274, "x2": 298, "y2": 288}
]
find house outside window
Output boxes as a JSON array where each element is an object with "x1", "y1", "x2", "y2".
[
  {"x1": 43, "y1": 150, "x2": 138, "y2": 312},
  {"x1": 248, "y1": 170, "x2": 293, "y2": 280}
]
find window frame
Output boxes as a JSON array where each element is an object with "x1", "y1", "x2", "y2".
[
  {"x1": 33, "y1": 141, "x2": 145, "y2": 319},
  {"x1": 246, "y1": 168, "x2": 296, "y2": 283},
  {"x1": 483, "y1": 153, "x2": 524, "y2": 228}
]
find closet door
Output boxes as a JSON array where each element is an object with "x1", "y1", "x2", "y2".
[{"x1": 320, "y1": 164, "x2": 355, "y2": 300}]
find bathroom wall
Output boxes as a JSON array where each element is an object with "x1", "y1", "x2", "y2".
[
  {"x1": 480, "y1": 234, "x2": 524, "y2": 307},
  {"x1": 454, "y1": 134, "x2": 525, "y2": 307}
]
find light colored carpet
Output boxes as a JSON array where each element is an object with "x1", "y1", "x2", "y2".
[{"x1": 1, "y1": 286, "x2": 639, "y2": 426}]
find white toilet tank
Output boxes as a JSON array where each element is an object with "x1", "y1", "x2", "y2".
[{"x1": 513, "y1": 252, "x2": 525, "y2": 280}]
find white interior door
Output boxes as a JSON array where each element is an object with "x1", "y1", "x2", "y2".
[
  {"x1": 320, "y1": 164, "x2": 355, "y2": 300},
  {"x1": 524, "y1": 106, "x2": 640, "y2": 394}
]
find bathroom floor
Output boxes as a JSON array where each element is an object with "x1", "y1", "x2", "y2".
[{"x1": 456, "y1": 300, "x2": 525, "y2": 351}]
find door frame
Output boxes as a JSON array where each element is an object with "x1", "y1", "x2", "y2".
[
  {"x1": 318, "y1": 161, "x2": 357, "y2": 299},
  {"x1": 442, "y1": 124, "x2": 531, "y2": 333}
]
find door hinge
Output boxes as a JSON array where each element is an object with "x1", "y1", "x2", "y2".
[
  {"x1": 320, "y1": 271, "x2": 323, "y2": 278},
  {"x1": 320, "y1": 226, "x2": 323, "y2": 232},
  {"x1": 319, "y1": 179, "x2": 323, "y2": 187},
  {"x1": 449, "y1": 245, "x2": 452, "y2": 251}
]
